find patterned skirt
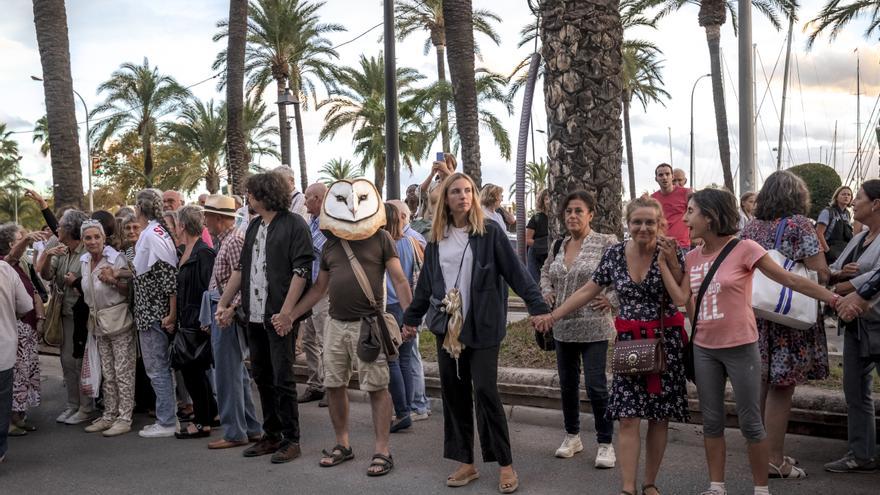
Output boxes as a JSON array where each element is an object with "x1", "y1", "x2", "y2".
[
  {"x1": 757, "y1": 316, "x2": 829, "y2": 386},
  {"x1": 607, "y1": 325, "x2": 689, "y2": 422},
  {"x1": 13, "y1": 320, "x2": 41, "y2": 412}
]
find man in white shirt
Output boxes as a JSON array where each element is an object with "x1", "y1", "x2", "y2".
[{"x1": 0, "y1": 260, "x2": 35, "y2": 463}]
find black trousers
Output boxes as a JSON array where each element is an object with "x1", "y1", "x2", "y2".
[
  {"x1": 180, "y1": 365, "x2": 218, "y2": 427},
  {"x1": 247, "y1": 321, "x2": 300, "y2": 442},
  {"x1": 436, "y1": 340, "x2": 512, "y2": 466}
]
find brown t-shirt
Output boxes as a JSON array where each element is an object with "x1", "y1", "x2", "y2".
[{"x1": 320, "y1": 230, "x2": 398, "y2": 321}]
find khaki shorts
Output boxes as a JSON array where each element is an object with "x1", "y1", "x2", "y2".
[{"x1": 323, "y1": 318, "x2": 389, "y2": 392}]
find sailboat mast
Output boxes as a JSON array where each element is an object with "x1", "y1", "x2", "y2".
[
  {"x1": 777, "y1": 18, "x2": 794, "y2": 171},
  {"x1": 857, "y1": 51, "x2": 862, "y2": 186}
]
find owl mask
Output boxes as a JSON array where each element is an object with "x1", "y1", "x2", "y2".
[{"x1": 320, "y1": 179, "x2": 386, "y2": 241}]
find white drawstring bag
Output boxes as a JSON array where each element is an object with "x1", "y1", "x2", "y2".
[
  {"x1": 80, "y1": 332, "x2": 102, "y2": 398},
  {"x1": 751, "y1": 218, "x2": 818, "y2": 330}
]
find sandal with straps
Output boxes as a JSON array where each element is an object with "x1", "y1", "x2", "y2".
[
  {"x1": 319, "y1": 444, "x2": 354, "y2": 467},
  {"x1": 769, "y1": 459, "x2": 807, "y2": 479},
  {"x1": 499, "y1": 470, "x2": 519, "y2": 494},
  {"x1": 447, "y1": 466, "x2": 480, "y2": 487},
  {"x1": 366, "y1": 453, "x2": 394, "y2": 477},
  {"x1": 642, "y1": 484, "x2": 661, "y2": 495}
]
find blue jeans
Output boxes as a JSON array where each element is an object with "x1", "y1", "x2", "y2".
[
  {"x1": 0, "y1": 368, "x2": 12, "y2": 459},
  {"x1": 527, "y1": 247, "x2": 546, "y2": 284},
  {"x1": 211, "y1": 307, "x2": 262, "y2": 442},
  {"x1": 555, "y1": 340, "x2": 613, "y2": 444},
  {"x1": 387, "y1": 303, "x2": 415, "y2": 418},
  {"x1": 409, "y1": 333, "x2": 431, "y2": 414},
  {"x1": 139, "y1": 322, "x2": 176, "y2": 427}
]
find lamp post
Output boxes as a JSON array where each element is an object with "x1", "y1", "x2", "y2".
[
  {"x1": 31, "y1": 75, "x2": 93, "y2": 212},
  {"x1": 690, "y1": 73, "x2": 711, "y2": 189},
  {"x1": 383, "y1": 0, "x2": 400, "y2": 199},
  {"x1": 276, "y1": 87, "x2": 297, "y2": 168}
]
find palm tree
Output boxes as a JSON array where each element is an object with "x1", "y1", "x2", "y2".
[
  {"x1": 541, "y1": 0, "x2": 624, "y2": 237},
  {"x1": 414, "y1": 68, "x2": 514, "y2": 160},
  {"x1": 165, "y1": 99, "x2": 226, "y2": 194},
  {"x1": 642, "y1": 0, "x2": 794, "y2": 192},
  {"x1": 214, "y1": 0, "x2": 343, "y2": 189},
  {"x1": 508, "y1": 158, "x2": 549, "y2": 206},
  {"x1": 32, "y1": 116, "x2": 51, "y2": 157},
  {"x1": 90, "y1": 58, "x2": 190, "y2": 179},
  {"x1": 807, "y1": 0, "x2": 880, "y2": 46},
  {"x1": 396, "y1": 0, "x2": 501, "y2": 153},
  {"x1": 225, "y1": 0, "x2": 249, "y2": 194},
  {"x1": 0, "y1": 123, "x2": 19, "y2": 160},
  {"x1": 442, "y1": 0, "x2": 484, "y2": 185},
  {"x1": 319, "y1": 54, "x2": 431, "y2": 194},
  {"x1": 243, "y1": 97, "x2": 280, "y2": 164},
  {"x1": 622, "y1": 40, "x2": 670, "y2": 199},
  {"x1": 319, "y1": 157, "x2": 360, "y2": 184},
  {"x1": 32, "y1": 0, "x2": 83, "y2": 209}
]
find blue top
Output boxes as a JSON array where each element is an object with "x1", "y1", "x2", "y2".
[
  {"x1": 387, "y1": 236, "x2": 414, "y2": 305},
  {"x1": 310, "y1": 217, "x2": 327, "y2": 283}
]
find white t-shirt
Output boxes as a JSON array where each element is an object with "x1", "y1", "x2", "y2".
[
  {"x1": 438, "y1": 226, "x2": 473, "y2": 319},
  {"x1": 0, "y1": 262, "x2": 34, "y2": 371},
  {"x1": 482, "y1": 206, "x2": 506, "y2": 231}
]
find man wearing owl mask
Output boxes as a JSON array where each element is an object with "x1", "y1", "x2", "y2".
[
  {"x1": 287, "y1": 178, "x2": 413, "y2": 477},
  {"x1": 215, "y1": 172, "x2": 314, "y2": 465}
]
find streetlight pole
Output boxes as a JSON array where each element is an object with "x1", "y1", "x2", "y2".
[
  {"x1": 31, "y1": 75, "x2": 92, "y2": 211},
  {"x1": 738, "y1": 0, "x2": 756, "y2": 194},
  {"x1": 383, "y1": 0, "x2": 400, "y2": 199},
  {"x1": 690, "y1": 73, "x2": 711, "y2": 188}
]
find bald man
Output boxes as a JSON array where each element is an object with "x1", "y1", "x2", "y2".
[
  {"x1": 297, "y1": 182, "x2": 328, "y2": 405},
  {"x1": 672, "y1": 168, "x2": 688, "y2": 188}
]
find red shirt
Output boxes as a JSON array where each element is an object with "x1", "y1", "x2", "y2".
[{"x1": 651, "y1": 186, "x2": 691, "y2": 248}]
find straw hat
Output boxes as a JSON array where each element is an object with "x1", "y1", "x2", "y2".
[{"x1": 203, "y1": 195, "x2": 237, "y2": 218}]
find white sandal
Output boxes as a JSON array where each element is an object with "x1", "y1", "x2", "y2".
[{"x1": 769, "y1": 460, "x2": 807, "y2": 479}]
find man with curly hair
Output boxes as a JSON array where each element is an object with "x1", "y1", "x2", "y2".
[{"x1": 216, "y1": 172, "x2": 314, "y2": 464}]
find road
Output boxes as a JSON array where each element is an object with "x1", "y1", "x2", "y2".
[{"x1": 2, "y1": 356, "x2": 876, "y2": 494}]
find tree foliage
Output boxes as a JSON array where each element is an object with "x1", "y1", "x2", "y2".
[{"x1": 788, "y1": 163, "x2": 842, "y2": 219}]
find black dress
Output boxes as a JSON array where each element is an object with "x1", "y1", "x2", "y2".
[{"x1": 591, "y1": 242, "x2": 689, "y2": 422}]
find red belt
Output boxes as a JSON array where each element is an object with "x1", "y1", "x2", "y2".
[{"x1": 613, "y1": 312, "x2": 685, "y2": 394}]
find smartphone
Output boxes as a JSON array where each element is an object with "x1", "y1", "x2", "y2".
[{"x1": 435, "y1": 151, "x2": 444, "y2": 161}]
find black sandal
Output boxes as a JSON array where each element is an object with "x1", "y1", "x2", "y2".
[
  {"x1": 642, "y1": 484, "x2": 661, "y2": 495},
  {"x1": 174, "y1": 423, "x2": 210, "y2": 439},
  {"x1": 366, "y1": 453, "x2": 394, "y2": 477},
  {"x1": 319, "y1": 444, "x2": 354, "y2": 467}
]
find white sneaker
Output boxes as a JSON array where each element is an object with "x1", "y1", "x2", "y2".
[
  {"x1": 103, "y1": 420, "x2": 132, "y2": 437},
  {"x1": 410, "y1": 411, "x2": 431, "y2": 422},
  {"x1": 84, "y1": 418, "x2": 114, "y2": 433},
  {"x1": 138, "y1": 422, "x2": 177, "y2": 438},
  {"x1": 555, "y1": 433, "x2": 584, "y2": 458},
  {"x1": 64, "y1": 409, "x2": 93, "y2": 425},
  {"x1": 55, "y1": 408, "x2": 77, "y2": 423},
  {"x1": 595, "y1": 443, "x2": 616, "y2": 468}
]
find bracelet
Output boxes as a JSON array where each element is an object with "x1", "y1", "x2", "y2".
[{"x1": 830, "y1": 294, "x2": 841, "y2": 310}]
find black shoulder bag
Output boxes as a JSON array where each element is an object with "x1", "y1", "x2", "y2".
[{"x1": 684, "y1": 239, "x2": 739, "y2": 382}]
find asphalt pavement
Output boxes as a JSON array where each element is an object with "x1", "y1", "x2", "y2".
[{"x1": 2, "y1": 356, "x2": 877, "y2": 494}]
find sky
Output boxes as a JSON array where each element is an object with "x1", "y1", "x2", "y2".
[{"x1": 2, "y1": 0, "x2": 880, "y2": 204}]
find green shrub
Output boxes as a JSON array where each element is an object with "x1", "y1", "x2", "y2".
[{"x1": 788, "y1": 163, "x2": 842, "y2": 220}]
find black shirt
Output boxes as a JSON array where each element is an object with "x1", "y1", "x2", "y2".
[{"x1": 526, "y1": 212, "x2": 549, "y2": 256}]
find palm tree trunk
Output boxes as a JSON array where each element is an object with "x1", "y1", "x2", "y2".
[
  {"x1": 277, "y1": 78, "x2": 291, "y2": 166},
  {"x1": 542, "y1": 0, "x2": 624, "y2": 238},
  {"x1": 515, "y1": 52, "x2": 541, "y2": 263},
  {"x1": 375, "y1": 157, "x2": 385, "y2": 194},
  {"x1": 292, "y1": 100, "x2": 308, "y2": 191},
  {"x1": 206, "y1": 163, "x2": 220, "y2": 194},
  {"x1": 623, "y1": 95, "x2": 636, "y2": 200},
  {"x1": 705, "y1": 24, "x2": 734, "y2": 191},
  {"x1": 225, "y1": 0, "x2": 248, "y2": 195},
  {"x1": 32, "y1": 0, "x2": 83, "y2": 210},
  {"x1": 435, "y1": 43, "x2": 451, "y2": 153},
  {"x1": 442, "y1": 0, "x2": 482, "y2": 185},
  {"x1": 142, "y1": 131, "x2": 153, "y2": 181}
]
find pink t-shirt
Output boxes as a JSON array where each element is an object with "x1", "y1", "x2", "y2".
[
  {"x1": 652, "y1": 186, "x2": 691, "y2": 248},
  {"x1": 686, "y1": 239, "x2": 767, "y2": 349}
]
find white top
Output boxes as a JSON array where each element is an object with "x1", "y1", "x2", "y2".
[
  {"x1": 133, "y1": 220, "x2": 177, "y2": 276},
  {"x1": 249, "y1": 220, "x2": 269, "y2": 322},
  {"x1": 290, "y1": 191, "x2": 308, "y2": 219},
  {"x1": 235, "y1": 205, "x2": 249, "y2": 234},
  {"x1": 438, "y1": 226, "x2": 474, "y2": 319},
  {"x1": 0, "y1": 262, "x2": 34, "y2": 371},
  {"x1": 482, "y1": 206, "x2": 506, "y2": 231},
  {"x1": 80, "y1": 246, "x2": 128, "y2": 312}
]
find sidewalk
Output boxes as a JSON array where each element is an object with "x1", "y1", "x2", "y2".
[{"x1": 2, "y1": 355, "x2": 876, "y2": 494}]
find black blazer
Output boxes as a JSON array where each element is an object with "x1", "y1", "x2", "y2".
[
  {"x1": 403, "y1": 221, "x2": 550, "y2": 349},
  {"x1": 176, "y1": 240, "x2": 215, "y2": 330},
  {"x1": 239, "y1": 209, "x2": 314, "y2": 323}
]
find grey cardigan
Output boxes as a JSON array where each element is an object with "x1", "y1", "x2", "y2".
[{"x1": 831, "y1": 230, "x2": 880, "y2": 323}]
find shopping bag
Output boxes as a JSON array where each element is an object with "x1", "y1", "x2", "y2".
[{"x1": 80, "y1": 332, "x2": 102, "y2": 398}]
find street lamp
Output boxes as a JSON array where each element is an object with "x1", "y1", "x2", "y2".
[
  {"x1": 31, "y1": 75, "x2": 93, "y2": 212},
  {"x1": 689, "y1": 73, "x2": 711, "y2": 189},
  {"x1": 276, "y1": 87, "x2": 298, "y2": 167}
]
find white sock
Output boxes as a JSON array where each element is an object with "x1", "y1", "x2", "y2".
[
  {"x1": 754, "y1": 486, "x2": 770, "y2": 495},
  {"x1": 709, "y1": 482, "x2": 726, "y2": 494}
]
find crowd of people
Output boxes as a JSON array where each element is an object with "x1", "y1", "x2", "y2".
[{"x1": 0, "y1": 155, "x2": 877, "y2": 495}]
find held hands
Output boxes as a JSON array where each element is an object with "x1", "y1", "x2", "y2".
[
  {"x1": 402, "y1": 324, "x2": 418, "y2": 341},
  {"x1": 161, "y1": 313, "x2": 176, "y2": 333},
  {"x1": 530, "y1": 312, "x2": 555, "y2": 334},
  {"x1": 657, "y1": 237, "x2": 680, "y2": 268},
  {"x1": 837, "y1": 292, "x2": 870, "y2": 322},
  {"x1": 270, "y1": 312, "x2": 294, "y2": 337},
  {"x1": 215, "y1": 304, "x2": 234, "y2": 327}
]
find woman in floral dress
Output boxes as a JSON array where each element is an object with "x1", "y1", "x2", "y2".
[
  {"x1": 535, "y1": 196, "x2": 688, "y2": 495},
  {"x1": 741, "y1": 171, "x2": 830, "y2": 478}
]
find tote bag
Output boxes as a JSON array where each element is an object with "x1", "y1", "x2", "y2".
[{"x1": 750, "y1": 218, "x2": 818, "y2": 330}]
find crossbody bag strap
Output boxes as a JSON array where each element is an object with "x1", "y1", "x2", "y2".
[
  {"x1": 451, "y1": 238, "x2": 471, "y2": 290},
  {"x1": 692, "y1": 238, "x2": 740, "y2": 342},
  {"x1": 340, "y1": 240, "x2": 379, "y2": 310}
]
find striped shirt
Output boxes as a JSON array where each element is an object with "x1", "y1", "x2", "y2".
[{"x1": 310, "y1": 217, "x2": 327, "y2": 283}]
